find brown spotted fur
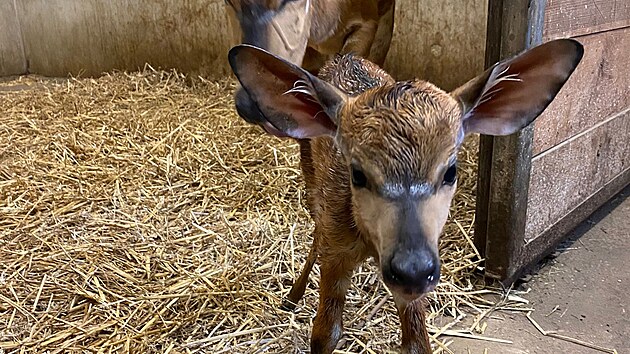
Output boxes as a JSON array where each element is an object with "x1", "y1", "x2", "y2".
[
  {"x1": 229, "y1": 38, "x2": 584, "y2": 354},
  {"x1": 281, "y1": 55, "x2": 462, "y2": 354}
]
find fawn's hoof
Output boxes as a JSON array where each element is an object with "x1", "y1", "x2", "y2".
[{"x1": 280, "y1": 298, "x2": 298, "y2": 312}]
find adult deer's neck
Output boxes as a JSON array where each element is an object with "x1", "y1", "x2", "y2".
[{"x1": 308, "y1": 0, "x2": 343, "y2": 44}]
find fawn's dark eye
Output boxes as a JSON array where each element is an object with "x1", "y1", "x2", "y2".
[
  {"x1": 442, "y1": 163, "x2": 457, "y2": 186},
  {"x1": 351, "y1": 165, "x2": 367, "y2": 188}
]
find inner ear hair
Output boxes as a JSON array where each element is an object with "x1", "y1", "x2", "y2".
[{"x1": 450, "y1": 38, "x2": 584, "y2": 136}]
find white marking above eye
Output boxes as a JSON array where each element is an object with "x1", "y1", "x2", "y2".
[
  {"x1": 382, "y1": 183, "x2": 404, "y2": 197},
  {"x1": 382, "y1": 182, "x2": 433, "y2": 198},
  {"x1": 410, "y1": 183, "x2": 434, "y2": 196}
]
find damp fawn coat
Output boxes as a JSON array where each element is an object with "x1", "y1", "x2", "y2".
[{"x1": 228, "y1": 39, "x2": 583, "y2": 353}]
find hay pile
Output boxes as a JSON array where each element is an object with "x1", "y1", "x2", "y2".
[{"x1": 0, "y1": 69, "x2": 527, "y2": 353}]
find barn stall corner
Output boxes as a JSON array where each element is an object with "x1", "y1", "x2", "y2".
[{"x1": 475, "y1": 0, "x2": 630, "y2": 283}]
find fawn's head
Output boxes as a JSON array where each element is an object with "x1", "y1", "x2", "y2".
[{"x1": 228, "y1": 39, "x2": 583, "y2": 300}]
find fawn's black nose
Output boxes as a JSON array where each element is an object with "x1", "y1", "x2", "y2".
[{"x1": 386, "y1": 248, "x2": 440, "y2": 294}]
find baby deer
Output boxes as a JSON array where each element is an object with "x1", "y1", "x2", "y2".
[{"x1": 228, "y1": 39, "x2": 583, "y2": 353}]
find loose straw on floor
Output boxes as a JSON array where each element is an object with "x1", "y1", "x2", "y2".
[{"x1": 0, "y1": 69, "x2": 523, "y2": 353}]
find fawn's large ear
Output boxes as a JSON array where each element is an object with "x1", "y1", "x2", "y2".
[
  {"x1": 228, "y1": 44, "x2": 348, "y2": 139},
  {"x1": 451, "y1": 39, "x2": 584, "y2": 136}
]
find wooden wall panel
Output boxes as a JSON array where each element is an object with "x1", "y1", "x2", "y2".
[
  {"x1": 532, "y1": 27, "x2": 630, "y2": 155},
  {"x1": 543, "y1": 0, "x2": 630, "y2": 39},
  {"x1": 0, "y1": 1, "x2": 27, "y2": 76},
  {"x1": 16, "y1": 0, "x2": 237, "y2": 79},
  {"x1": 383, "y1": 0, "x2": 488, "y2": 91},
  {"x1": 525, "y1": 3, "x2": 630, "y2": 244},
  {"x1": 525, "y1": 109, "x2": 630, "y2": 242},
  {"x1": 4, "y1": 0, "x2": 488, "y2": 82},
  {"x1": 473, "y1": 0, "x2": 540, "y2": 281}
]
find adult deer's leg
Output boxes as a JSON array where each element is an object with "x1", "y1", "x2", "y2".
[
  {"x1": 367, "y1": 0, "x2": 395, "y2": 66},
  {"x1": 310, "y1": 252, "x2": 357, "y2": 354},
  {"x1": 341, "y1": 21, "x2": 378, "y2": 59},
  {"x1": 281, "y1": 243, "x2": 317, "y2": 311},
  {"x1": 394, "y1": 295, "x2": 432, "y2": 354}
]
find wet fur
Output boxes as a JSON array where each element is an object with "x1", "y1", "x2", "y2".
[
  {"x1": 288, "y1": 54, "x2": 458, "y2": 353},
  {"x1": 230, "y1": 38, "x2": 584, "y2": 354}
]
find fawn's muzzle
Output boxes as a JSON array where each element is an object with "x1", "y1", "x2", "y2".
[{"x1": 383, "y1": 247, "x2": 440, "y2": 299}]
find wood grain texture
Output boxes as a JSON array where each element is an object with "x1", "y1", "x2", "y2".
[
  {"x1": 8, "y1": 0, "x2": 488, "y2": 82},
  {"x1": 475, "y1": 0, "x2": 630, "y2": 283},
  {"x1": 511, "y1": 169, "x2": 629, "y2": 284},
  {"x1": 473, "y1": 0, "x2": 504, "y2": 260},
  {"x1": 525, "y1": 109, "x2": 630, "y2": 242},
  {"x1": 382, "y1": 0, "x2": 488, "y2": 91},
  {"x1": 0, "y1": 1, "x2": 27, "y2": 76},
  {"x1": 474, "y1": 0, "x2": 541, "y2": 281},
  {"x1": 16, "y1": 0, "x2": 237, "y2": 78},
  {"x1": 543, "y1": 0, "x2": 630, "y2": 39},
  {"x1": 532, "y1": 27, "x2": 630, "y2": 155}
]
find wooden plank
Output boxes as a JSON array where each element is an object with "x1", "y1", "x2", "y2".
[
  {"x1": 383, "y1": 0, "x2": 488, "y2": 90},
  {"x1": 474, "y1": 0, "x2": 544, "y2": 281},
  {"x1": 543, "y1": 0, "x2": 630, "y2": 39},
  {"x1": 0, "y1": 1, "x2": 27, "y2": 76},
  {"x1": 510, "y1": 169, "x2": 630, "y2": 285},
  {"x1": 473, "y1": 0, "x2": 503, "y2": 260},
  {"x1": 16, "y1": 0, "x2": 236, "y2": 79},
  {"x1": 525, "y1": 109, "x2": 630, "y2": 242},
  {"x1": 532, "y1": 27, "x2": 630, "y2": 155},
  {"x1": 493, "y1": 2, "x2": 630, "y2": 283},
  {"x1": 479, "y1": 0, "x2": 630, "y2": 284}
]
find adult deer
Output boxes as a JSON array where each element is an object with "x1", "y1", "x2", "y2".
[
  {"x1": 228, "y1": 39, "x2": 583, "y2": 353},
  {"x1": 225, "y1": 0, "x2": 395, "y2": 133}
]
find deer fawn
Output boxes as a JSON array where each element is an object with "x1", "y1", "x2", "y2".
[{"x1": 228, "y1": 39, "x2": 583, "y2": 353}]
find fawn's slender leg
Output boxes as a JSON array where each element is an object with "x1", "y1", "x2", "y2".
[
  {"x1": 394, "y1": 295, "x2": 432, "y2": 354},
  {"x1": 281, "y1": 139, "x2": 319, "y2": 311},
  {"x1": 281, "y1": 244, "x2": 318, "y2": 311},
  {"x1": 310, "y1": 258, "x2": 355, "y2": 354}
]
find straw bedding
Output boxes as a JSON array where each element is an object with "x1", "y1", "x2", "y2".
[{"x1": 0, "y1": 69, "x2": 528, "y2": 353}]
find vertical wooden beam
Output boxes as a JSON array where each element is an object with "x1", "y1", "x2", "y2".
[
  {"x1": 472, "y1": 0, "x2": 503, "y2": 260},
  {"x1": 474, "y1": 0, "x2": 546, "y2": 282}
]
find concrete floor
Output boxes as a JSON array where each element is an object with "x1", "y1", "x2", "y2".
[{"x1": 447, "y1": 185, "x2": 629, "y2": 354}]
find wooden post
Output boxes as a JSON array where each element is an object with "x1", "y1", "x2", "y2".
[{"x1": 474, "y1": 0, "x2": 546, "y2": 283}]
